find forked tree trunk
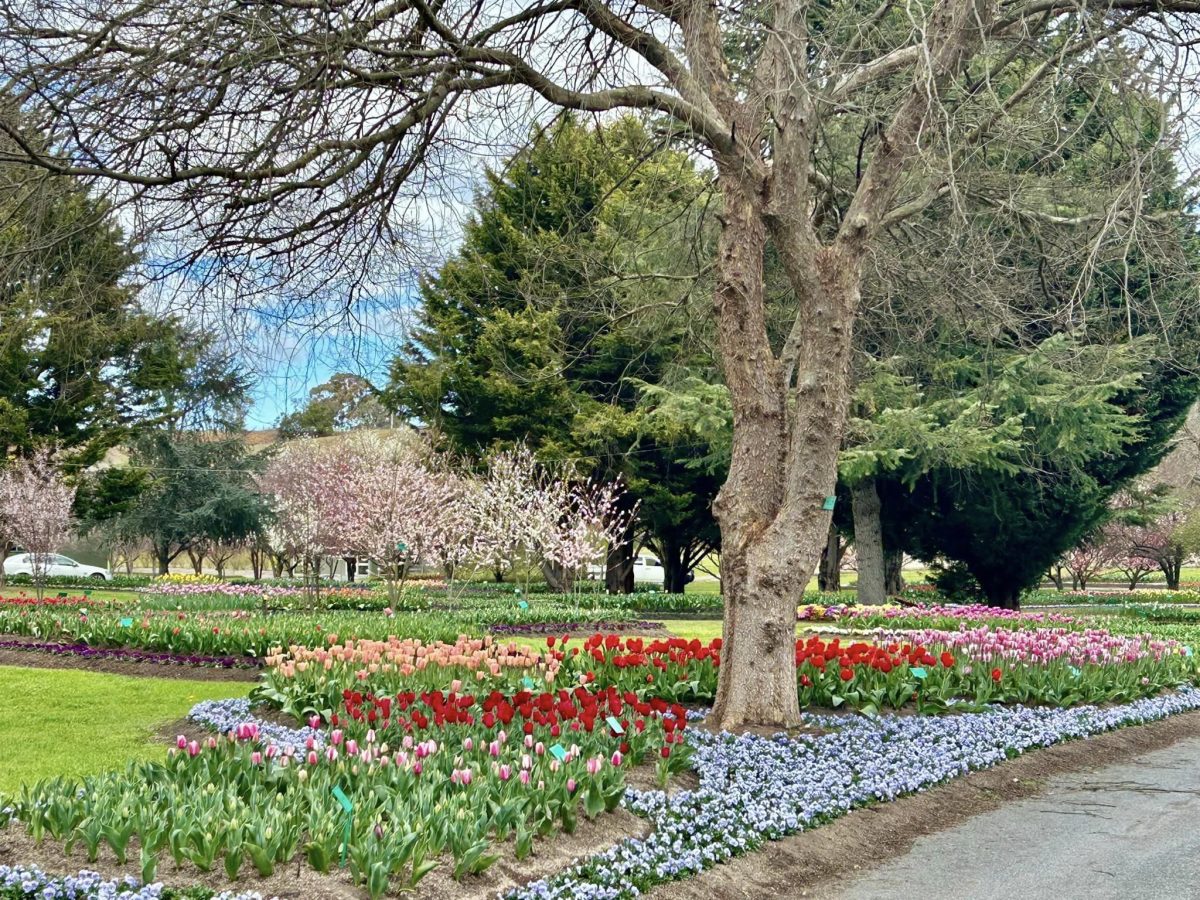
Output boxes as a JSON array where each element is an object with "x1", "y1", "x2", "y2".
[
  {"x1": 851, "y1": 478, "x2": 886, "y2": 605},
  {"x1": 707, "y1": 179, "x2": 857, "y2": 731},
  {"x1": 604, "y1": 532, "x2": 634, "y2": 594}
]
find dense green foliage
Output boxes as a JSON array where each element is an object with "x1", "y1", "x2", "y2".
[{"x1": 387, "y1": 117, "x2": 721, "y2": 590}]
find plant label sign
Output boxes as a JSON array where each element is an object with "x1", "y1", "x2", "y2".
[
  {"x1": 822, "y1": 496, "x2": 837, "y2": 510},
  {"x1": 331, "y1": 785, "x2": 354, "y2": 868},
  {"x1": 606, "y1": 716, "x2": 625, "y2": 734},
  {"x1": 119, "y1": 617, "x2": 134, "y2": 628},
  {"x1": 549, "y1": 744, "x2": 568, "y2": 762},
  {"x1": 518, "y1": 600, "x2": 530, "y2": 610},
  {"x1": 521, "y1": 677, "x2": 536, "y2": 690},
  {"x1": 910, "y1": 667, "x2": 927, "y2": 679}
]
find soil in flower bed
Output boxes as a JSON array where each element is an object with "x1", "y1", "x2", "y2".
[
  {"x1": 650, "y1": 708, "x2": 1200, "y2": 899},
  {"x1": 0, "y1": 643, "x2": 259, "y2": 682},
  {"x1": 0, "y1": 805, "x2": 649, "y2": 900}
]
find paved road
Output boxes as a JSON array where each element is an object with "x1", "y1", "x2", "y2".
[{"x1": 830, "y1": 736, "x2": 1200, "y2": 900}]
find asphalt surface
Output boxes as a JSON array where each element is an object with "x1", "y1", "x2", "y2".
[{"x1": 831, "y1": 735, "x2": 1200, "y2": 900}]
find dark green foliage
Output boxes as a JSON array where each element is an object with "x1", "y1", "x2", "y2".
[{"x1": 388, "y1": 116, "x2": 721, "y2": 579}]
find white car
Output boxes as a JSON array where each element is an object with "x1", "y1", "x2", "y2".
[
  {"x1": 586, "y1": 554, "x2": 667, "y2": 585},
  {"x1": 3, "y1": 553, "x2": 111, "y2": 581}
]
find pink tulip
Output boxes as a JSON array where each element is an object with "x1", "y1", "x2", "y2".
[
  {"x1": 176, "y1": 735, "x2": 187, "y2": 750},
  {"x1": 463, "y1": 737, "x2": 473, "y2": 751},
  {"x1": 519, "y1": 770, "x2": 531, "y2": 786},
  {"x1": 611, "y1": 751, "x2": 623, "y2": 767},
  {"x1": 498, "y1": 764, "x2": 512, "y2": 781},
  {"x1": 308, "y1": 715, "x2": 321, "y2": 729},
  {"x1": 186, "y1": 741, "x2": 200, "y2": 757},
  {"x1": 488, "y1": 741, "x2": 500, "y2": 758},
  {"x1": 251, "y1": 751, "x2": 263, "y2": 765},
  {"x1": 567, "y1": 778, "x2": 577, "y2": 793},
  {"x1": 413, "y1": 761, "x2": 423, "y2": 775},
  {"x1": 346, "y1": 740, "x2": 358, "y2": 757},
  {"x1": 330, "y1": 729, "x2": 344, "y2": 746},
  {"x1": 307, "y1": 750, "x2": 319, "y2": 766},
  {"x1": 586, "y1": 757, "x2": 601, "y2": 775}
]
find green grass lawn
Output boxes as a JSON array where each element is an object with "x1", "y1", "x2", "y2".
[{"x1": 0, "y1": 666, "x2": 250, "y2": 794}]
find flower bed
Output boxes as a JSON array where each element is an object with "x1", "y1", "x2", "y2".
[
  {"x1": 798, "y1": 602, "x2": 1077, "y2": 628},
  {"x1": 0, "y1": 865, "x2": 261, "y2": 899},
  {"x1": 490, "y1": 621, "x2": 666, "y2": 637},
  {"x1": 255, "y1": 636, "x2": 560, "y2": 717},
  {"x1": 507, "y1": 686, "x2": 1200, "y2": 899},
  {"x1": 2, "y1": 688, "x2": 687, "y2": 899}
]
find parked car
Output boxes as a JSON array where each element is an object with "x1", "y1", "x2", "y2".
[
  {"x1": 586, "y1": 554, "x2": 667, "y2": 585},
  {"x1": 3, "y1": 553, "x2": 111, "y2": 581}
]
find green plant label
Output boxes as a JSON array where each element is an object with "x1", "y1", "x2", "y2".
[
  {"x1": 606, "y1": 716, "x2": 625, "y2": 734},
  {"x1": 331, "y1": 784, "x2": 353, "y2": 869},
  {"x1": 549, "y1": 744, "x2": 568, "y2": 762},
  {"x1": 910, "y1": 667, "x2": 927, "y2": 679},
  {"x1": 395, "y1": 542, "x2": 407, "y2": 553},
  {"x1": 518, "y1": 600, "x2": 529, "y2": 610},
  {"x1": 331, "y1": 785, "x2": 353, "y2": 813},
  {"x1": 1069, "y1": 666, "x2": 1081, "y2": 678},
  {"x1": 521, "y1": 677, "x2": 536, "y2": 690},
  {"x1": 822, "y1": 496, "x2": 837, "y2": 510},
  {"x1": 119, "y1": 617, "x2": 134, "y2": 628}
]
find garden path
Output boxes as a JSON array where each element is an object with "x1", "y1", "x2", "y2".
[{"x1": 829, "y1": 732, "x2": 1200, "y2": 899}]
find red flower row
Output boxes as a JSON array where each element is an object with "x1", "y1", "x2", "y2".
[{"x1": 338, "y1": 684, "x2": 688, "y2": 746}]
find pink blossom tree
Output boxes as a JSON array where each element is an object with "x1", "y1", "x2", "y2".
[
  {"x1": 0, "y1": 450, "x2": 76, "y2": 599},
  {"x1": 340, "y1": 433, "x2": 475, "y2": 601},
  {"x1": 1058, "y1": 538, "x2": 1118, "y2": 592},
  {"x1": 258, "y1": 438, "x2": 359, "y2": 602}
]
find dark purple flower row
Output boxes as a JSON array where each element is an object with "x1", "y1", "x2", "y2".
[
  {"x1": 0, "y1": 638, "x2": 262, "y2": 669},
  {"x1": 489, "y1": 620, "x2": 666, "y2": 636}
]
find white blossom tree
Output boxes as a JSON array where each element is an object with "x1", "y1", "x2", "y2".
[{"x1": 0, "y1": 450, "x2": 76, "y2": 599}]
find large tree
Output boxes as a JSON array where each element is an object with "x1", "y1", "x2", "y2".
[{"x1": 4, "y1": 0, "x2": 1199, "y2": 727}]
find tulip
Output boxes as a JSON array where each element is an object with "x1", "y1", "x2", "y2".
[
  {"x1": 519, "y1": 770, "x2": 531, "y2": 786},
  {"x1": 307, "y1": 750, "x2": 319, "y2": 766},
  {"x1": 296, "y1": 767, "x2": 307, "y2": 782},
  {"x1": 187, "y1": 741, "x2": 200, "y2": 757},
  {"x1": 366, "y1": 729, "x2": 377, "y2": 744},
  {"x1": 413, "y1": 761, "x2": 423, "y2": 775},
  {"x1": 498, "y1": 764, "x2": 512, "y2": 781},
  {"x1": 330, "y1": 729, "x2": 344, "y2": 746},
  {"x1": 567, "y1": 778, "x2": 576, "y2": 793},
  {"x1": 489, "y1": 741, "x2": 500, "y2": 758},
  {"x1": 251, "y1": 751, "x2": 263, "y2": 765},
  {"x1": 463, "y1": 737, "x2": 473, "y2": 751},
  {"x1": 587, "y1": 757, "x2": 601, "y2": 775},
  {"x1": 346, "y1": 739, "x2": 358, "y2": 757},
  {"x1": 611, "y1": 751, "x2": 623, "y2": 767},
  {"x1": 308, "y1": 715, "x2": 321, "y2": 729},
  {"x1": 176, "y1": 735, "x2": 187, "y2": 750}
]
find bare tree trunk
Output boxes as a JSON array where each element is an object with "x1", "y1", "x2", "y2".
[
  {"x1": 541, "y1": 559, "x2": 572, "y2": 593},
  {"x1": 884, "y1": 549, "x2": 905, "y2": 597},
  {"x1": 851, "y1": 478, "x2": 886, "y2": 605},
  {"x1": 604, "y1": 532, "x2": 634, "y2": 595},
  {"x1": 343, "y1": 556, "x2": 357, "y2": 583},
  {"x1": 817, "y1": 522, "x2": 841, "y2": 593}
]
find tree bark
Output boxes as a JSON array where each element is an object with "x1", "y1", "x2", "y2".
[
  {"x1": 541, "y1": 559, "x2": 572, "y2": 593},
  {"x1": 851, "y1": 478, "x2": 887, "y2": 605},
  {"x1": 662, "y1": 543, "x2": 693, "y2": 595},
  {"x1": 156, "y1": 544, "x2": 171, "y2": 575},
  {"x1": 707, "y1": 177, "x2": 855, "y2": 731},
  {"x1": 817, "y1": 522, "x2": 841, "y2": 593},
  {"x1": 343, "y1": 556, "x2": 357, "y2": 583},
  {"x1": 884, "y1": 549, "x2": 905, "y2": 597},
  {"x1": 604, "y1": 533, "x2": 634, "y2": 594}
]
